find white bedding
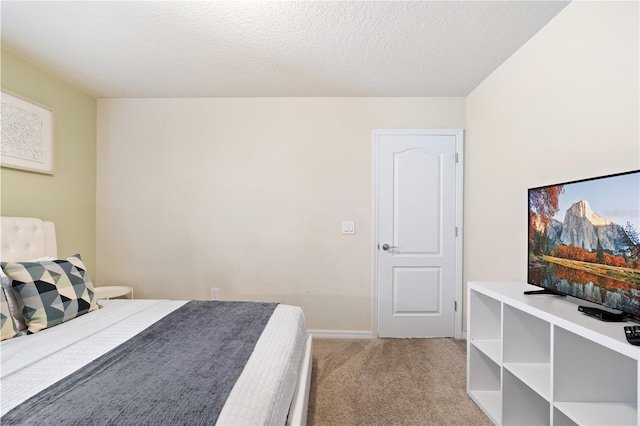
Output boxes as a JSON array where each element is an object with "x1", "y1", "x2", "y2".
[{"x1": 0, "y1": 299, "x2": 308, "y2": 425}]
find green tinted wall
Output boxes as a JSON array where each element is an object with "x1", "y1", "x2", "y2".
[{"x1": 1, "y1": 48, "x2": 97, "y2": 279}]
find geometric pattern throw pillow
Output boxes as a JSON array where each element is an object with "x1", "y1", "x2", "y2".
[
  {"x1": 1, "y1": 287, "x2": 19, "y2": 340},
  {"x1": 1, "y1": 254, "x2": 99, "y2": 334}
]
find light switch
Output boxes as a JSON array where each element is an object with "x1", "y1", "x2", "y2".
[{"x1": 342, "y1": 221, "x2": 355, "y2": 235}]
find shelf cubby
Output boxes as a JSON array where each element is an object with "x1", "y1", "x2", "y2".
[
  {"x1": 502, "y1": 369, "x2": 550, "y2": 425},
  {"x1": 468, "y1": 344, "x2": 501, "y2": 424},
  {"x1": 468, "y1": 289, "x2": 502, "y2": 364},
  {"x1": 554, "y1": 327, "x2": 637, "y2": 425},
  {"x1": 502, "y1": 304, "x2": 551, "y2": 401}
]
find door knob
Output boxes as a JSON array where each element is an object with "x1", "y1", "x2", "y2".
[{"x1": 382, "y1": 243, "x2": 397, "y2": 251}]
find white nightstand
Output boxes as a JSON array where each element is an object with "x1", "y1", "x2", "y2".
[{"x1": 95, "y1": 286, "x2": 133, "y2": 300}]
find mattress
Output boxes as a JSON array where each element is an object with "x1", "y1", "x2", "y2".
[{"x1": 0, "y1": 299, "x2": 308, "y2": 424}]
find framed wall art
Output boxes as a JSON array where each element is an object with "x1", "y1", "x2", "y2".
[{"x1": 1, "y1": 90, "x2": 54, "y2": 174}]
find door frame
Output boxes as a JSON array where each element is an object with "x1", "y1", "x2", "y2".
[{"x1": 372, "y1": 129, "x2": 464, "y2": 338}]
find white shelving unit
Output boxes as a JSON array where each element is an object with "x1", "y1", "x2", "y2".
[{"x1": 467, "y1": 281, "x2": 640, "y2": 425}]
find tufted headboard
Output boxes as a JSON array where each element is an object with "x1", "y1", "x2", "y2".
[{"x1": 0, "y1": 217, "x2": 58, "y2": 262}]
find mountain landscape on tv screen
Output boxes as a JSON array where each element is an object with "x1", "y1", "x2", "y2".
[
  {"x1": 529, "y1": 184, "x2": 640, "y2": 316},
  {"x1": 540, "y1": 199, "x2": 632, "y2": 255}
]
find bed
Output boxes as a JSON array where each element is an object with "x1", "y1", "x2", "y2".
[{"x1": 0, "y1": 217, "x2": 312, "y2": 425}]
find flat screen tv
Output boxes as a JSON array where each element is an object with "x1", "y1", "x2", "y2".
[{"x1": 528, "y1": 170, "x2": 640, "y2": 318}]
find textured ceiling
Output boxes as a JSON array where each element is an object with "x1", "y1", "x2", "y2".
[{"x1": 1, "y1": 1, "x2": 570, "y2": 98}]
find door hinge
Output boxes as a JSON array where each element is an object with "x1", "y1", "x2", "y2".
[
  {"x1": 454, "y1": 301, "x2": 458, "y2": 311},
  {"x1": 455, "y1": 226, "x2": 458, "y2": 237},
  {"x1": 455, "y1": 152, "x2": 459, "y2": 163}
]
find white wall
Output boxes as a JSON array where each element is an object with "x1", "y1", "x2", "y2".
[
  {"x1": 465, "y1": 1, "x2": 639, "y2": 288},
  {"x1": 97, "y1": 98, "x2": 465, "y2": 331}
]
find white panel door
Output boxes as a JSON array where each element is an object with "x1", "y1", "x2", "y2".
[{"x1": 375, "y1": 130, "x2": 460, "y2": 337}]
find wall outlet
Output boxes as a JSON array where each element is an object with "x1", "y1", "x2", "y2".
[{"x1": 211, "y1": 288, "x2": 219, "y2": 300}]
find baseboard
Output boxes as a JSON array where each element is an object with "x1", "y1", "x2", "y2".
[
  {"x1": 308, "y1": 329, "x2": 374, "y2": 339},
  {"x1": 308, "y1": 330, "x2": 466, "y2": 339}
]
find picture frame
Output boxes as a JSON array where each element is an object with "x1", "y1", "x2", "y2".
[{"x1": 1, "y1": 89, "x2": 54, "y2": 175}]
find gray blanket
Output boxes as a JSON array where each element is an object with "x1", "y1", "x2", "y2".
[{"x1": 2, "y1": 300, "x2": 278, "y2": 425}]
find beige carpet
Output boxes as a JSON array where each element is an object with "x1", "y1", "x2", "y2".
[{"x1": 307, "y1": 338, "x2": 491, "y2": 426}]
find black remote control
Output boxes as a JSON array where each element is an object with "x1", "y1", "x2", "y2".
[{"x1": 624, "y1": 325, "x2": 640, "y2": 345}]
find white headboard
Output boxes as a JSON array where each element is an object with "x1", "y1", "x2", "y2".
[{"x1": 0, "y1": 217, "x2": 58, "y2": 262}]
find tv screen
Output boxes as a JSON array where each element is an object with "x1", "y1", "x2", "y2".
[{"x1": 528, "y1": 170, "x2": 640, "y2": 317}]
